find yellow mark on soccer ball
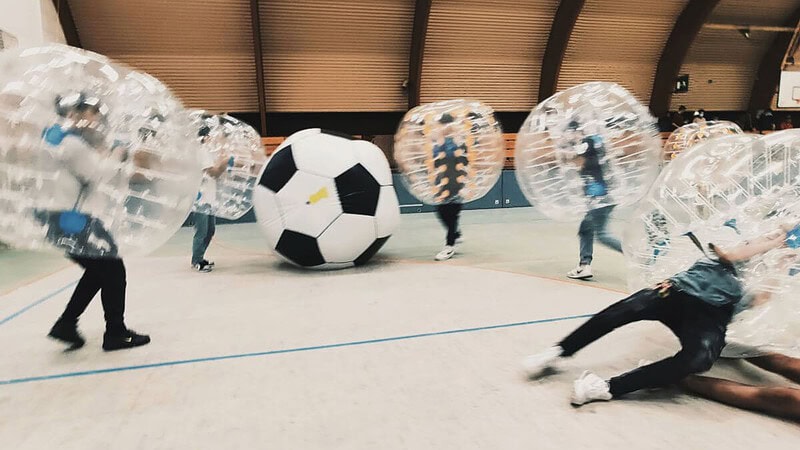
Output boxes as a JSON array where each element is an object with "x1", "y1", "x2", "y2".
[{"x1": 307, "y1": 187, "x2": 329, "y2": 205}]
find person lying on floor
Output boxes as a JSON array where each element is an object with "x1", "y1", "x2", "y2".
[{"x1": 522, "y1": 222, "x2": 795, "y2": 406}]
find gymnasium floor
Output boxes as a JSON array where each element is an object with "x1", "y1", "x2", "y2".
[{"x1": 1, "y1": 208, "x2": 798, "y2": 449}]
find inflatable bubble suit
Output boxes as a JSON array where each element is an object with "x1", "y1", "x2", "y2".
[
  {"x1": 253, "y1": 129, "x2": 400, "y2": 269},
  {"x1": 394, "y1": 99, "x2": 504, "y2": 205},
  {"x1": 663, "y1": 120, "x2": 742, "y2": 161},
  {"x1": 189, "y1": 111, "x2": 267, "y2": 220},
  {"x1": 625, "y1": 130, "x2": 800, "y2": 356},
  {"x1": 0, "y1": 44, "x2": 203, "y2": 258},
  {"x1": 515, "y1": 82, "x2": 662, "y2": 221}
]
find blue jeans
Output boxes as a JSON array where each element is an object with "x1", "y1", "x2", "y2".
[
  {"x1": 192, "y1": 213, "x2": 216, "y2": 265},
  {"x1": 578, "y1": 205, "x2": 622, "y2": 265}
]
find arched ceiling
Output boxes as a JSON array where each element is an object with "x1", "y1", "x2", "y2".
[{"x1": 62, "y1": 0, "x2": 800, "y2": 119}]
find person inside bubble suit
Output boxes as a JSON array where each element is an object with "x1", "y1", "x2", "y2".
[
  {"x1": 562, "y1": 119, "x2": 623, "y2": 280},
  {"x1": 42, "y1": 92, "x2": 150, "y2": 352},
  {"x1": 683, "y1": 280, "x2": 800, "y2": 422},
  {"x1": 684, "y1": 274, "x2": 800, "y2": 423},
  {"x1": 677, "y1": 214, "x2": 800, "y2": 421},
  {"x1": 431, "y1": 113, "x2": 467, "y2": 261},
  {"x1": 190, "y1": 114, "x2": 236, "y2": 272},
  {"x1": 35, "y1": 92, "x2": 119, "y2": 257},
  {"x1": 522, "y1": 218, "x2": 797, "y2": 407}
]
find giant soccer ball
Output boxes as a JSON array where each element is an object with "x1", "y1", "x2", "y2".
[{"x1": 253, "y1": 129, "x2": 400, "y2": 269}]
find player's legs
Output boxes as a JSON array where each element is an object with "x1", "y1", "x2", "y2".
[
  {"x1": 681, "y1": 375, "x2": 800, "y2": 421},
  {"x1": 524, "y1": 288, "x2": 670, "y2": 378},
  {"x1": 435, "y1": 203, "x2": 461, "y2": 261},
  {"x1": 607, "y1": 295, "x2": 729, "y2": 396},
  {"x1": 560, "y1": 288, "x2": 670, "y2": 357},
  {"x1": 592, "y1": 206, "x2": 622, "y2": 253},
  {"x1": 746, "y1": 353, "x2": 800, "y2": 384}
]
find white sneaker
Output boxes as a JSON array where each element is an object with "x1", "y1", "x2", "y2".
[
  {"x1": 720, "y1": 339, "x2": 767, "y2": 359},
  {"x1": 435, "y1": 245, "x2": 456, "y2": 261},
  {"x1": 567, "y1": 265, "x2": 593, "y2": 279},
  {"x1": 571, "y1": 371, "x2": 612, "y2": 406},
  {"x1": 522, "y1": 346, "x2": 563, "y2": 379}
]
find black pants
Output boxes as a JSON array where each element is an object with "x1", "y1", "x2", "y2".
[
  {"x1": 435, "y1": 203, "x2": 462, "y2": 246},
  {"x1": 59, "y1": 257, "x2": 126, "y2": 333},
  {"x1": 559, "y1": 288, "x2": 732, "y2": 397}
]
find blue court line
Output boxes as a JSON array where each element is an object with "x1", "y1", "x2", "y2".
[
  {"x1": 0, "y1": 280, "x2": 78, "y2": 327},
  {"x1": 0, "y1": 313, "x2": 592, "y2": 386}
]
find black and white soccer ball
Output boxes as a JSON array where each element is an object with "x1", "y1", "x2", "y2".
[{"x1": 253, "y1": 129, "x2": 401, "y2": 269}]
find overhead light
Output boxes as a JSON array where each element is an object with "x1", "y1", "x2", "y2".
[{"x1": 739, "y1": 28, "x2": 751, "y2": 39}]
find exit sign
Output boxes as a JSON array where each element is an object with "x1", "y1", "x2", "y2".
[{"x1": 674, "y1": 74, "x2": 689, "y2": 93}]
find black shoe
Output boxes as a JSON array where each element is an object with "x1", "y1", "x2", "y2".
[
  {"x1": 192, "y1": 261, "x2": 213, "y2": 272},
  {"x1": 48, "y1": 320, "x2": 85, "y2": 351},
  {"x1": 103, "y1": 329, "x2": 151, "y2": 351},
  {"x1": 201, "y1": 259, "x2": 215, "y2": 267}
]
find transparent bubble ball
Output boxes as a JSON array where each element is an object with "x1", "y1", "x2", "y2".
[
  {"x1": 0, "y1": 44, "x2": 203, "y2": 258},
  {"x1": 515, "y1": 82, "x2": 662, "y2": 221},
  {"x1": 625, "y1": 130, "x2": 800, "y2": 355},
  {"x1": 663, "y1": 120, "x2": 742, "y2": 161},
  {"x1": 394, "y1": 99, "x2": 504, "y2": 205},
  {"x1": 189, "y1": 111, "x2": 267, "y2": 220}
]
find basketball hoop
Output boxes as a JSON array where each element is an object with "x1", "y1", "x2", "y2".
[{"x1": 792, "y1": 86, "x2": 800, "y2": 105}]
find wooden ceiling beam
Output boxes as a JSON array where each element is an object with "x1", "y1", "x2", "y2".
[
  {"x1": 407, "y1": 0, "x2": 432, "y2": 109},
  {"x1": 249, "y1": 0, "x2": 267, "y2": 135},
  {"x1": 537, "y1": 0, "x2": 585, "y2": 103},
  {"x1": 53, "y1": 0, "x2": 82, "y2": 47},
  {"x1": 649, "y1": 0, "x2": 720, "y2": 117}
]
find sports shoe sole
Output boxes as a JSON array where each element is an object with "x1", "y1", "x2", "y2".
[
  {"x1": 103, "y1": 337, "x2": 151, "y2": 352},
  {"x1": 567, "y1": 274, "x2": 593, "y2": 280},
  {"x1": 47, "y1": 333, "x2": 85, "y2": 351}
]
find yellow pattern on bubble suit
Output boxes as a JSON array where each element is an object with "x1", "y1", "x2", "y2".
[{"x1": 395, "y1": 99, "x2": 504, "y2": 205}]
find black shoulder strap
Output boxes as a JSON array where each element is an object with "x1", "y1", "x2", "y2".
[{"x1": 684, "y1": 231, "x2": 715, "y2": 261}]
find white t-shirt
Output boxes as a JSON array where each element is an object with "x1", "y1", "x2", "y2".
[
  {"x1": 46, "y1": 134, "x2": 121, "y2": 211},
  {"x1": 196, "y1": 150, "x2": 217, "y2": 207}
]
